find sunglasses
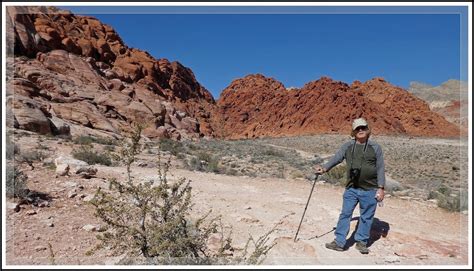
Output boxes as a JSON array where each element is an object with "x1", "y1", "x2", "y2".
[{"x1": 355, "y1": 126, "x2": 368, "y2": 131}]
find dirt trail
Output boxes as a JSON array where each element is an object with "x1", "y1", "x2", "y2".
[
  {"x1": 6, "y1": 161, "x2": 469, "y2": 266},
  {"x1": 102, "y1": 166, "x2": 470, "y2": 265}
]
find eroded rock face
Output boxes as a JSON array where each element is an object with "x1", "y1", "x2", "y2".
[
  {"x1": 357, "y1": 78, "x2": 460, "y2": 137},
  {"x1": 5, "y1": 6, "x2": 217, "y2": 140},
  {"x1": 215, "y1": 75, "x2": 461, "y2": 139}
]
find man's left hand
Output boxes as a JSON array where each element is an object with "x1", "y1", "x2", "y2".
[{"x1": 376, "y1": 188, "x2": 385, "y2": 201}]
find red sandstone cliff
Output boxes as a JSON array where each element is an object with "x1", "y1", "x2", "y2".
[
  {"x1": 215, "y1": 75, "x2": 460, "y2": 139},
  {"x1": 6, "y1": 6, "x2": 216, "y2": 140}
]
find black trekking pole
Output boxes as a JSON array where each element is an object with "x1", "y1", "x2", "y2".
[{"x1": 294, "y1": 173, "x2": 320, "y2": 242}]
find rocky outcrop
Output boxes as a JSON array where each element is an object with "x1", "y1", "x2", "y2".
[
  {"x1": 356, "y1": 78, "x2": 461, "y2": 137},
  {"x1": 6, "y1": 6, "x2": 217, "y2": 140},
  {"x1": 215, "y1": 75, "x2": 461, "y2": 139}
]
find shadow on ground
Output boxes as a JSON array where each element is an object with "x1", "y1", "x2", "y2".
[{"x1": 345, "y1": 217, "x2": 390, "y2": 248}]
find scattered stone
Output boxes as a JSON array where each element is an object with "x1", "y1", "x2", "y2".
[
  {"x1": 75, "y1": 166, "x2": 97, "y2": 178},
  {"x1": 384, "y1": 255, "x2": 400, "y2": 263},
  {"x1": 7, "y1": 202, "x2": 21, "y2": 212},
  {"x1": 63, "y1": 181, "x2": 78, "y2": 188},
  {"x1": 82, "y1": 195, "x2": 95, "y2": 202},
  {"x1": 67, "y1": 190, "x2": 78, "y2": 198},
  {"x1": 416, "y1": 254, "x2": 429, "y2": 260},
  {"x1": 26, "y1": 210, "x2": 37, "y2": 215},
  {"x1": 55, "y1": 164, "x2": 70, "y2": 176},
  {"x1": 37, "y1": 200, "x2": 49, "y2": 208},
  {"x1": 237, "y1": 215, "x2": 259, "y2": 223},
  {"x1": 54, "y1": 156, "x2": 88, "y2": 173},
  {"x1": 82, "y1": 224, "x2": 101, "y2": 232},
  {"x1": 47, "y1": 222, "x2": 54, "y2": 227},
  {"x1": 137, "y1": 162, "x2": 148, "y2": 167},
  {"x1": 35, "y1": 246, "x2": 48, "y2": 252},
  {"x1": 244, "y1": 206, "x2": 252, "y2": 210}
]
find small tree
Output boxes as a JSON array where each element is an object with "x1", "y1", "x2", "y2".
[{"x1": 90, "y1": 125, "x2": 275, "y2": 264}]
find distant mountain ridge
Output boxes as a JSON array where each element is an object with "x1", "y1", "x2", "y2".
[{"x1": 408, "y1": 80, "x2": 468, "y2": 135}]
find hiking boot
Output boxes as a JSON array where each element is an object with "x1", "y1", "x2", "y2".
[
  {"x1": 325, "y1": 240, "x2": 344, "y2": 251},
  {"x1": 355, "y1": 241, "x2": 369, "y2": 254}
]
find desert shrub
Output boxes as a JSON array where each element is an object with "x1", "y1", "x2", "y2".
[
  {"x1": 89, "y1": 126, "x2": 275, "y2": 265},
  {"x1": 290, "y1": 171, "x2": 304, "y2": 179},
  {"x1": 103, "y1": 145, "x2": 116, "y2": 152},
  {"x1": 326, "y1": 164, "x2": 347, "y2": 186},
  {"x1": 459, "y1": 189, "x2": 469, "y2": 211},
  {"x1": 186, "y1": 151, "x2": 221, "y2": 173},
  {"x1": 6, "y1": 134, "x2": 20, "y2": 160},
  {"x1": 428, "y1": 186, "x2": 468, "y2": 212},
  {"x1": 223, "y1": 168, "x2": 239, "y2": 176},
  {"x1": 437, "y1": 195, "x2": 460, "y2": 212},
  {"x1": 72, "y1": 146, "x2": 112, "y2": 166},
  {"x1": 261, "y1": 148, "x2": 285, "y2": 157},
  {"x1": 42, "y1": 160, "x2": 57, "y2": 171},
  {"x1": 18, "y1": 149, "x2": 47, "y2": 163},
  {"x1": 159, "y1": 138, "x2": 185, "y2": 156},
  {"x1": 74, "y1": 135, "x2": 117, "y2": 146},
  {"x1": 6, "y1": 163, "x2": 29, "y2": 199},
  {"x1": 207, "y1": 159, "x2": 220, "y2": 173}
]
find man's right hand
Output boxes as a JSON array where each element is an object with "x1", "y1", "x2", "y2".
[{"x1": 314, "y1": 165, "x2": 326, "y2": 175}]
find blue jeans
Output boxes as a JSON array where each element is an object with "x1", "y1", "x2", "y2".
[{"x1": 334, "y1": 187, "x2": 378, "y2": 247}]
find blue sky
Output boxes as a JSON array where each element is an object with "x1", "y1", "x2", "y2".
[{"x1": 63, "y1": 6, "x2": 468, "y2": 99}]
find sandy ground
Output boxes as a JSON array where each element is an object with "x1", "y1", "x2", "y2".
[{"x1": 5, "y1": 160, "x2": 469, "y2": 267}]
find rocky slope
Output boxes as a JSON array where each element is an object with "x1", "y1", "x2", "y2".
[
  {"x1": 216, "y1": 74, "x2": 461, "y2": 139},
  {"x1": 408, "y1": 80, "x2": 468, "y2": 136},
  {"x1": 6, "y1": 6, "x2": 217, "y2": 140}
]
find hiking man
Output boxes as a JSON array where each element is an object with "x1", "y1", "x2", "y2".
[{"x1": 314, "y1": 117, "x2": 385, "y2": 254}]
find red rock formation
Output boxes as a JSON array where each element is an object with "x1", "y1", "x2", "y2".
[
  {"x1": 357, "y1": 78, "x2": 460, "y2": 137},
  {"x1": 6, "y1": 6, "x2": 217, "y2": 140},
  {"x1": 5, "y1": 6, "x2": 461, "y2": 140},
  {"x1": 216, "y1": 75, "x2": 460, "y2": 139}
]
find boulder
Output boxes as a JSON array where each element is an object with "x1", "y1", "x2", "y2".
[
  {"x1": 55, "y1": 163, "x2": 70, "y2": 176},
  {"x1": 54, "y1": 155, "x2": 88, "y2": 173},
  {"x1": 6, "y1": 96, "x2": 51, "y2": 134}
]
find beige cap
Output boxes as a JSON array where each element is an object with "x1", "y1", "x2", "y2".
[{"x1": 352, "y1": 118, "x2": 369, "y2": 131}]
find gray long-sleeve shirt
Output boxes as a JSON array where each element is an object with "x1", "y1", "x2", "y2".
[{"x1": 322, "y1": 139, "x2": 386, "y2": 189}]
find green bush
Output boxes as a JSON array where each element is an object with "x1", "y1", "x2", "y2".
[
  {"x1": 73, "y1": 135, "x2": 117, "y2": 146},
  {"x1": 6, "y1": 135, "x2": 20, "y2": 160},
  {"x1": 159, "y1": 138, "x2": 185, "y2": 156},
  {"x1": 18, "y1": 150, "x2": 47, "y2": 163},
  {"x1": 326, "y1": 164, "x2": 347, "y2": 186},
  {"x1": 6, "y1": 163, "x2": 29, "y2": 199},
  {"x1": 89, "y1": 126, "x2": 275, "y2": 264},
  {"x1": 428, "y1": 186, "x2": 468, "y2": 212},
  {"x1": 261, "y1": 148, "x2": 285, "y2": 157},
  {"x1": 186, "y1": 151, "x2": 221, "y2": 173},
  {"x1": 72, "y1": 146, "x2": 112, "y2": 166}
]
